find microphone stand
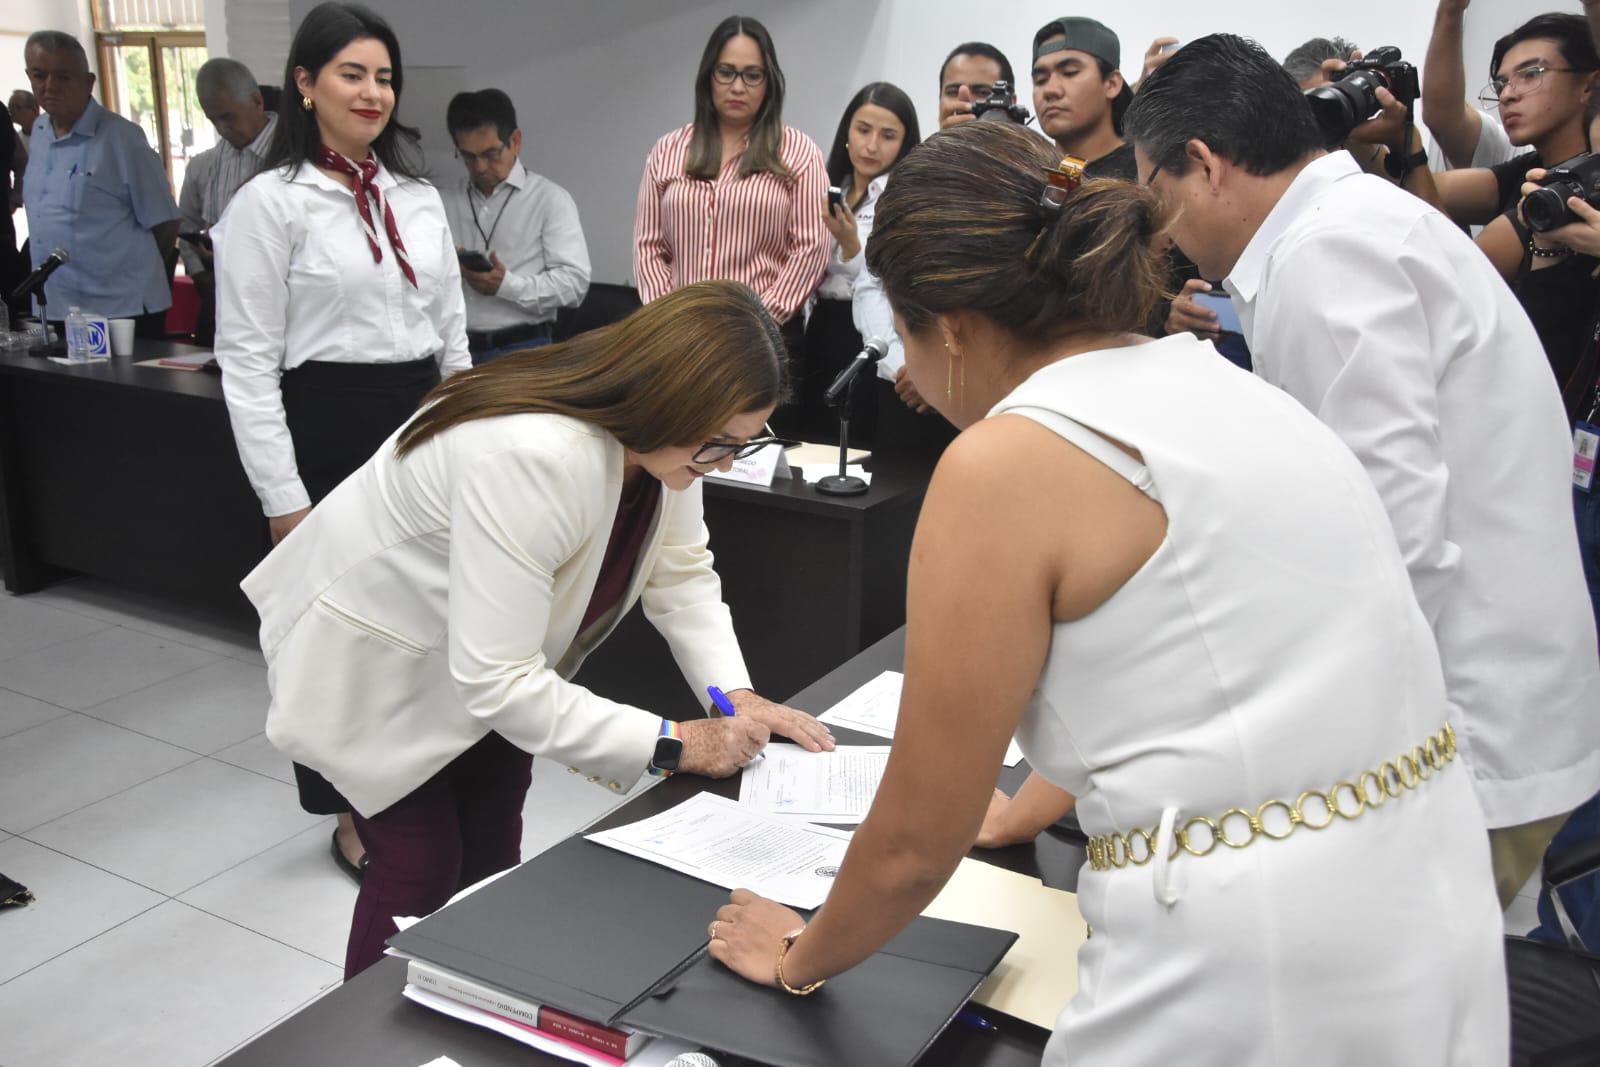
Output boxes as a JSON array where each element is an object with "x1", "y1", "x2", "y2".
[{"x1": 815, "y1": 368, "x2": 869, "y2": 497}]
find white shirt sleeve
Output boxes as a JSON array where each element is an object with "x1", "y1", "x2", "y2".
[
  {"x1": 495, "y1": 184, "x2": 591, "y2": 318},
  {"x1": 447, "y1": 445, "x2": 661, "y2": 789},
  {"x1": 431, "y1": 197, "x2": 472, "y2": 376},
  {"x1": 851, "y1": 266, "x2": 904, "y2": 382},
  {"x1": 1251, "y1": 222, "x2": 1461, "y2": 626},
  {"x1": 176, "y1": 150, "x2": 211, "y2": 276},
  {"x1": 213, "y1": 181, "x2": 310, "y2": 517}
]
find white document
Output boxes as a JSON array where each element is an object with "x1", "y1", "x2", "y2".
[
  {"x1": 738, "y1": 746, "x2": 891, "y2": 824},
  {"x1": 585, "y1": 792, "x2": 851, "y2": 909},
  {"x1": 817, "y1": 671, "x2": 1025, "y2": 766}
]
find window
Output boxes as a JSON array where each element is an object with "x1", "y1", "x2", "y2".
[{"x1": 92, "y1": 0, "x2": 211, "y2": 198}]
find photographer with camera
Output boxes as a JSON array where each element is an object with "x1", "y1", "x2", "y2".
[
  {"x1": 1422, "y1": 0, "x2": 1527, "y2": 170},
  {"x1": 1127, "y1": 34, "x2": 1600, "y2": 909},
  {"x1": 936, "y1": 41, "x2": 1015, "y2": 129},
  {"x1": 1414, "y1": 14, "x2": 1596, "y2": 228}
]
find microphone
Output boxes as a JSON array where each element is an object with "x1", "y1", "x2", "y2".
[
  {"x1": 9, "y1": 247, "x2": 70, "y2": 306},
  {"x1": 824, "y1": 336, "x2": 889, "y2": 407}
]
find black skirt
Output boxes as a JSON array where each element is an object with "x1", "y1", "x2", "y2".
[{"x1": 278, "y1": 356, "x2": 442, "y2": 815}]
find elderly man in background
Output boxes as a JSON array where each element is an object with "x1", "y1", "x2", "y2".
[
  {"x1": 22, "y1": 30, "x2": 178, "y2": 335},
  {"x1": 178, "y1": 57, "x2": 276, "y2": 345}
]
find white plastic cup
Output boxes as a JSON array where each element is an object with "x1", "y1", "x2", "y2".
[{"x1": 108, "y1": 318, "x2": 136, "y2": 356}]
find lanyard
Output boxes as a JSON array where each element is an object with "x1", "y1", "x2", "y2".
[{"x1": 469, "y1": 182, "x2": 517, "y2": 251}]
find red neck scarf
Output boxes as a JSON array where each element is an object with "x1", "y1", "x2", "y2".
[{"x1": 316, "y1": 147, "x2": 417, "y2": 288}]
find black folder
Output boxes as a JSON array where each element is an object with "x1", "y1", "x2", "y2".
[{"x1": 389, "y1": 835, "x2": 1019, "y2": 1067}]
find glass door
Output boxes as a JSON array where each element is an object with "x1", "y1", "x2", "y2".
[{"x1": 96, "y1": 32, "x2": 211, "y2": 194}]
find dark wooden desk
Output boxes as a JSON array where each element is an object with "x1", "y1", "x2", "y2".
[
  {"x1": 0, "y1": 343, "x2": 933, "y2": 710},
  {"x1": 218, "y1": 627, "x2": 1080, "y2": 1067}
]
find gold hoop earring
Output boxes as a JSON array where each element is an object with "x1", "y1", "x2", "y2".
[{"x1": 301, "y1": 96, "x2": 314, "y2": 111}]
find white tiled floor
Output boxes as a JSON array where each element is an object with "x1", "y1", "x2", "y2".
[{"x1": 0, "y1": 578, "x2": 640, "y2": 1067}]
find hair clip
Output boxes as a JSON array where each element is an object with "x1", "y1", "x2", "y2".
[{"x1": 1039, "y1": 156, "x2": 1088, "y2": 214}]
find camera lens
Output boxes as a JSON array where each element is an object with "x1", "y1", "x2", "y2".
[
  {"x1": 1304, "y1": 69, "x2": 1384, "y2": 146},
  {"x1": 1523, "y1": 181, "x2": 1585, "y2": 233}
]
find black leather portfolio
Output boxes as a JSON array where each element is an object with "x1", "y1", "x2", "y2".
[{"x1": 389, "y1": 835, "x2": 1018, "y2": 1067}]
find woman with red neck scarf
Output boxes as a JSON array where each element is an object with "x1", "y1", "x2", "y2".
[{"x1": 213, "y1": 2, "x2": 470, "y2": 883}]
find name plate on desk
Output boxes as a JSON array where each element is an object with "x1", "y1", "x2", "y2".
[{"x1": 702, "y1": 443, "x2": 786, "y2": 487}]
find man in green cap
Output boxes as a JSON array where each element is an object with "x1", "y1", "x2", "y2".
[{"x1": 1031, "y1": 16, "x2": 1135, "y2": 179}]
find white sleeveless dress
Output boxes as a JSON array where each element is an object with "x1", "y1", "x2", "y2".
[{"x1": 990, "y1": 335, "x2": 1506, "y2": 1065}]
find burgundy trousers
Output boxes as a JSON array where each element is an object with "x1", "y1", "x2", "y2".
[{"x1": 344, "y1": 731, "x2": 533, "y2": 979}]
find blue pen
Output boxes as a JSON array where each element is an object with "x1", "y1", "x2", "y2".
[
  {"x1": 707, "y1": 686, "x2": 737, "y2": 717},
  {"x1": 955, "y1": 1008, "x2": 998, "y2": 1033},
  {"x1": 708, "y1": 685, "x2": 766, "y2": 760}
]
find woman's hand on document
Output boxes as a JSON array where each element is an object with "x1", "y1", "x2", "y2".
[
  {"x1": 678, "y1": 716, "x2": 772, "y2": 777},
  {"x1": 723, "y1": 689, "x2": 836, "y2": 752}
]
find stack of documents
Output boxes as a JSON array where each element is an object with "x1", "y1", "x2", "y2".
[{"x1": 390, "y1": 819, "x2": 1017, "y2": 1067}]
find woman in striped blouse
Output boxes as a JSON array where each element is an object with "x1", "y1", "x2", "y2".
[{"x1": 633, "y1": 15, "x2": 828, "y2": 431}]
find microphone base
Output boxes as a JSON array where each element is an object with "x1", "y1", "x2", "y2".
[{"x1": 815, "y1": 474, "x2": 869, "y2": 497}]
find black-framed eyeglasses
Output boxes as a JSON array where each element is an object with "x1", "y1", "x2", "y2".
[
  {"x1": 1140, "y1": 159, "x2": 1166, "y2": 187},
  {"x1": 712, "y1": 64, "x2": 767, "y2": 87},
  {"x1": 455, "y1": 144, "x2": 509, "y2": 166},
  {"x1": 1478, "y1": 64, "x2": 1592, "y2": 108},
  {"x1": 692, "y1": 434, "x2": 794, "y2": 465}
]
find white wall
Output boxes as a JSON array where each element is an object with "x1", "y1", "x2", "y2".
[
  {"x1": 2, "y1": 0, "x2": 94, "y2": 108},
  {"x1": 284, "y1": 0, "x2": 1559, "y2": 285}
]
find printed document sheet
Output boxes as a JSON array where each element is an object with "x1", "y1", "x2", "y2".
[
  {"x1": 817, "y1": 671, "x2": 1025, "y2": 766},
  {"x1": 585, "y1": 793, "x2": 851, "y2": 910},
  {"x1": 737, "y1": 746, "x2": 891, "y2": 824}
]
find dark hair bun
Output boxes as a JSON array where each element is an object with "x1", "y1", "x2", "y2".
[{"x1": 866, "y1": 121, "x2": 1171, "y2": 340}]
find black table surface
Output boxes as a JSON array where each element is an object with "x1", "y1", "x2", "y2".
[
  {"x1": 218, "y1": 626, "x2": 1081, "y2": 1067},
  {"x1": 0, "y1": 341, "x2": 931, "y2": 513}
]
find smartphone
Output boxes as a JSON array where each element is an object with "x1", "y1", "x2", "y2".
[
  {"x1": 178, "y1": 231, "x2": 213, "y2": 249},
  {"x1": 826, "y1": 186, "x2": 845, "y2": 211},
  {"x1": 1192, "y1": 290, "x2": 1243, "y2": 336},
  {"x1": 457, "y1": 249, "x2": 493, "y2": 272}
]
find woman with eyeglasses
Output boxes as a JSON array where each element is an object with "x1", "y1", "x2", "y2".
[
  {"x1": 799, "y1": 82, "x2": 920, "y2": 443},
  {"x1": 214, "y1": 2, "x2": 471, "y2": 884},
  {"x1": 245, "y1": 279, "x2": 833, "y2": 980},
  {"x1": 634, "y1": 15, "x2": 829, "y2": 433}
]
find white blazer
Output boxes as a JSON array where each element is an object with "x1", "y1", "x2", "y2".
[{"x1": 242, "y1": 412, "x2": 753, "y2": 817}]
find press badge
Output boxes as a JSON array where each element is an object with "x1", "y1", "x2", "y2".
[{"x1": 1574, "y1": 423, "x2": 1599, "y2": 492}]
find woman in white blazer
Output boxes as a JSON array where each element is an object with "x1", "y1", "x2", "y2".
[{"x1": 244, "y1": 280, "x2": 834, "y2": 978}]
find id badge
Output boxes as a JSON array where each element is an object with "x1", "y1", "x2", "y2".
[{"x1": 1574, "y1": 423, "x2": 1599, "y2": 492}]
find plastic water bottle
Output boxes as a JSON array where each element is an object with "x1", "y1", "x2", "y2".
[{"x1": 65, "y1": 306, "x2": 89, "y2": 362}]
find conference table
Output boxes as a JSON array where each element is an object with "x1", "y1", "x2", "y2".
[
  {"x1": 0, "y1": 339, "x2": 936, "y2": 716},
  {"x1": 218, "y1": 626, "x2": 1084, "y2": 1067}
]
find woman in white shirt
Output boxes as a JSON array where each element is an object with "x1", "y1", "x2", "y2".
[
  {"x1": 244, "y1": 279, "x2": 832, "y2": 979},
  {"x1": 801, "y1": 82, "x2": 919, "y2": 443},
  {"x1": 707, "y1": 122, "x2": 1505, "y2": 1064},
  {"x1": 214, "y1": 2, "x2": 470, "y2": 877}
]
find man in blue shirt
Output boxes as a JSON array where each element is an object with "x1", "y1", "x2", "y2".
[{"x1": 22, "y1": 30, "x2": 178, "y2": 334}]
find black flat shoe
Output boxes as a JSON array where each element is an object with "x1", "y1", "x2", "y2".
[{"x1": 330, "y1": 828, "x2": 368, "y2": 885}]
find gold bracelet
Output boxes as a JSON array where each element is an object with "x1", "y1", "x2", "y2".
[{"x1": 775, "y1": 927, "x2": 826, "y2": 996}]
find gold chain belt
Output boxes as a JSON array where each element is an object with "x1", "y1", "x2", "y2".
[{"x1": 1086, "y1": 723, "x2": 1458, "y2": 872}]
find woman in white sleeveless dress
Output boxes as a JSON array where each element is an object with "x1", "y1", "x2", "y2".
[{"x1": 706, "y1": 122, "x2": 1506, "y2": 1063}]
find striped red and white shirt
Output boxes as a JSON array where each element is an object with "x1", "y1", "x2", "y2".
[{"x1": 633, "y1": 123, "x2": 829, "y2": 324}]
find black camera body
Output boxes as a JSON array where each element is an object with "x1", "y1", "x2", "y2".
[
  {"x1": 1304, "y1": 45, "x2": 1419, "y2": 147},
  {"x1": 1523, "y1": 153, "x2": 1600, "y2": 233},
  {"x1": 972, "y1": 80, "x2": 1033, "y2": 126}
]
